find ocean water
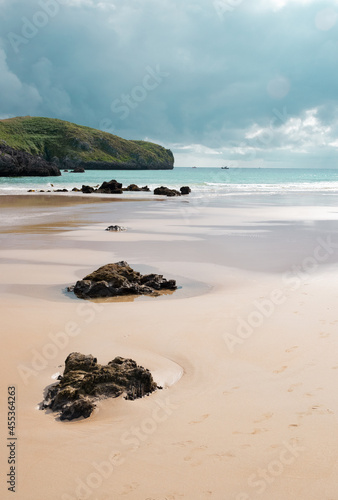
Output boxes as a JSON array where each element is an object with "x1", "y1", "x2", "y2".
[{"x1": 2, "y1": 167, "x2": 338, "y2": 198}]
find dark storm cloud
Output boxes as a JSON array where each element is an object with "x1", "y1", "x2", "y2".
[{"x1": 1, "y1": 0, "x2": 338, "y2": 166}]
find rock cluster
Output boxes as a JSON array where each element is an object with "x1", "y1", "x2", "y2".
[
  {"x1": 41, "y1": 352, "x2": 158, "y2": 421},
  {"x1": 154, "y1": 186, "x2": 192, "y2": 197},
  {"x1": 26, "y1": 177, "x2": 192, "y2": 197},
  {"x1": 71, "y1": 261, "x2": 177, "y2": 299},
  {"x1": 0, "y1": 143, "x2": 61, "y2": 177},
  {"x1": 96, "y1": 179, "x2": 123, "y2": 194}
]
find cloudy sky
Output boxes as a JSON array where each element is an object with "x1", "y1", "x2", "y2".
[{"x1": 1, "y1": 0, "x2": 338, "y2": 167}]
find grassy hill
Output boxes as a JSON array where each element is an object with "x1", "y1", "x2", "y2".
[{"x1": 0, "y1": 116, "x2": 174, "y2": 170}]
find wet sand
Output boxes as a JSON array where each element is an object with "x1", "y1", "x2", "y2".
[{"x1": 1, "y1": 194, "x2": 338, "y2": 499}]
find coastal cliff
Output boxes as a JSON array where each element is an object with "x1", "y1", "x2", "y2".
[
  {"x1": 0, "y1": 116, "x2": 174, "y2": 176},
  {"x1": 0, "y1": 143, "x2": 61, "y2": 177}
]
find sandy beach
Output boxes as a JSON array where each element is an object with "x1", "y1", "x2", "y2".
[{"x1": 1, "y1": 192, "x2": 338, "y2": 500}]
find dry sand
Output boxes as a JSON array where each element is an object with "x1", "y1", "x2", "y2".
[{"x1": 1, "y1": 194, "x2": 338, "y2": 499}]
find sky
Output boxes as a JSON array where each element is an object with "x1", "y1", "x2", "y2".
[{"x1": 1, "y1": 0, "x2": 338, "y2": 167}]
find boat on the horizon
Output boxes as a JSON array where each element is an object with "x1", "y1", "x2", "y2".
[{"x1": 221, "y1": 166, "x2": 229, "y2": 169}]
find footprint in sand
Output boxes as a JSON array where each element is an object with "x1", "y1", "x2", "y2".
[
  {"x1": 223, "y1": 386, "x2": 240, "y2": 396},
  {"x1": 161, "y1": 494, "x2": 184, "y2": 500},
  {"x1": 311, "y1": 405, "x2": 334, "y2": 414},
  {"x1": 288, "y1": 383, "x2": 302, "y2": 393},
  {"x1": 189, "y1": 414, "x2": 209, "y2": 425},
  {"x1": 173, "y1": 440, "x2": 193, "y2": 448},
  {"x1": 332, "y1": 366, "x2": 338, "y2": 370},
  {"x1": 208, "y1": 451, "x2": 235, "y2": 461},
  {"x1": 254, "y1": 412, "x2": 273, "y2": 423},
  {"x1": 251, "y1": 428, "x2": 268, "y2": 435},
  {"x1": 233, "y1": 428, "x2": 268, "y2": 435},
  {"x1": 184, "y1": 446, "x2": 208, "y2": 466},
  {"x1": 320, "y1": 332, "x2": 330, "y2": 338},
  {"x1": 121, "y1": 482, "x2": 139, "y2": 495},
  {"x1": 289, "y1": 424, "x2": 299, "y2": 428},
  {"x1": 285, "y1": 346, "x2": 299, "y2": 353},
  {"x1": 273, "y1": 366, "x2": 288, "y2": 374}
]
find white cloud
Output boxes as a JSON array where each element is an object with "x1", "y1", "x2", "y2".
[
  {"x1": 258, "y1": 0, "x2": 332, "y2": 10},
  {"x1": 244, "y1": 108, "x2": 333, "y2": 153}
]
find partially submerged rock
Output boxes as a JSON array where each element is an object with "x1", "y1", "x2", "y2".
[
  {"x1": 71, "y1": 166, "x2": 85, "y2": 173},
  {"x1": 96, "y1": 179, "x2": 123, "y2": 194},
  {"x1": 41, "y1": 352, "x2": 158, "y2": 421},
  {"x1": 180, "y1": 186, "x2": 191, "y2": 195},
  {"x1": 124, "y1": 184, "x2": 150, "y2": 192},
  {"x1": 71, "y1": 261, "x2": 177, "y2": 299},
  {"x1": 154, "y1": 186, "x2": 181, "y2": 197},
  {"x1": 81, "y1": 185, "x2": 95, "y2": 194},
  {"x1": 105, "y1": 225, "x2": 127, "y2": 232}
]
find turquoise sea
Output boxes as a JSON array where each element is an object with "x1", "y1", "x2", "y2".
[{"x1": 2, "y1": 167, "x2": 338, "y2": 197}]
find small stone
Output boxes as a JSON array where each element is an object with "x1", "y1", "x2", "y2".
[{"x1": 105, "y1": 225, "x2": 126, "y2": 232}]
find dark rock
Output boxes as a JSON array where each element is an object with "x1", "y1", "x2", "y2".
[
  {"x1": 41, "y1": 352, "x2": 158, "y2": 420},
  {"x1": 105, "y1": 225, "x2": 126, "y2": 232},
  {"x1": 141, "y1": 273, "x2": 177, "y2": 291},
  {"x1": 72, "y1": 261, "x2": 177, "y2": 299},
  {"x1": 180, "y1": 186, "x2": 191, "y2": 195},
  {"x1": 87, "y1": 281, "x2": 111, "y2": 298},
  {"x1": 154, "y1": 186, "x2": 181, "y2": 197},
  {"x1": 71, "y1": 166, "x2": 85, "y2": 173},
  {"x1": 64, "y1": 353, "x2": 98, "y2": 374},
  {"x1": 60, "y1": 398, "x2": 94, "y2": 421},
  {"x1": 72, "y1": 280, "x2": 91, "y2": 296},
  {"x1": 72, "y1": 187, "x2": 81, "y2": 192},
  {"x1": 96, "y1": 179, "x2": 123, "y2": 194},
  {"x1": 0, "y1": 143, "x2": 61, "y2": 177},
  {"x1": 54, "y1": 188, "x2": 68, "y2": 192},
  {"x1": 81, "y1": 185, "x2": 95, "y2": 194},
  {"x1": 64, "y1": 169, "x2": 69, "y2": 172},
  {"x1": 124, "y1": 184, "x2": 150, "y2": 192}
]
